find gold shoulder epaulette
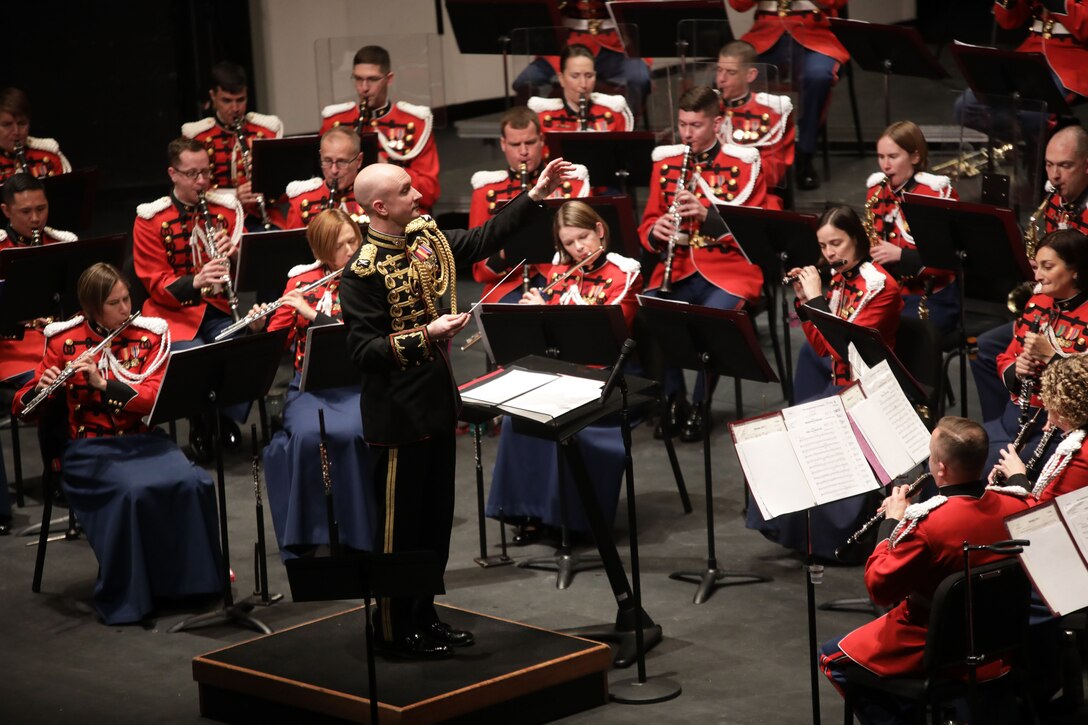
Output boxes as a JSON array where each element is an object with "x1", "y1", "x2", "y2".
[{"x1": 352, "y1": 244, "x2": 378, "y2": 277}]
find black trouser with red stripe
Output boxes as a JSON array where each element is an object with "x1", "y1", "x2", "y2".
[{"x1": 368, "y1": 433, "x2": 457, "y2": 642}]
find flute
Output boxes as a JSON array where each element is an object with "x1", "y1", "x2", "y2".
[
  {"x1": 781, "y1": 259, "x2": 847, "y2": 286},
  {"x1": 835, "y1": 471, "x2": 933, "y2": 561},
  {"x1": 213, "y1": 267, "x2": 343, "y2": 341}
]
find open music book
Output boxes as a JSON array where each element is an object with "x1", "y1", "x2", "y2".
[
  {"x1": 730, "y1": 360, "x2": 930, "y2": 520},
  {"x1": 1004, "y1": 487, "x2": 1088, "y2": 617},
  {"x1": 460, "y1": 367, "x2": 605, "y2": 425}
]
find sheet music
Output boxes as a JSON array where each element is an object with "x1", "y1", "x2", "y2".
[
  {"x1": 460, "y1": 369, "x2": 557, "y2": 406},
  {"x1": 782, "y1": 397, "x2": 877, "y2": 506},
  {"x1": 1056, "y1": 487, "x2": 1088, "y2": 565},
  {"x1": 848, "y1": 342, "x2": 870, "y2": 381},
  {"x1": 1005, "y1": 504, "x2": 1088, "y2": 617},
  {"x1": 499, "y1": 374, "x2": 604, "y2": 422},
  {"x1": 731, "y1": 415, "x2": 814, "y2": 519},
  {"x1": 860, "y1": 360, "x2": 931, "y2": 463}
]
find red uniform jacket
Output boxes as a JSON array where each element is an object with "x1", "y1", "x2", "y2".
[
  {"x1": 469, "y1": 164, "x2": 590, "y2": 300},
  {"x1": 14, "y1": 315, "x2": 171, "y2": 440},
  {"x1": 542, "y1": 252, "x2": 643, "y2": 327},
  {"x1": 995, "y1": 0, "x2": 1088, "y2": 97},
  {"x1": 528, "y1": 93, "x2": 634, "y2": 133},
  {"x1": 181, "y1": 112, "x2": 284, "y2": 191},
  {"x1": 0, "y1": 136, "x2": 71, "y2": 183},
  {"x1": 0, "y1": 225, "x2": 78, "y2": 381},
  {"x1": 1042, "y1": 182, "x2": 1088, "y2": 235},
  {"x1": 638, "y1": 142, "x2": 768, "y2": 302},
  {"x1": 132, "y1": 191, "x2": 244, "y2": 341},
  {"x1": 865, "y1": 172, "x2": 959, "y2": 295},
  {"x1": 799, "y1": 261, "x2": 903, "y2": 386},
  {"x1": 718, "y1": 91, "x2": 795, "y2": 189},
  {"x1": 728, "y1": 0, "x2": 850, "y2": 64},
  {"x1": 319, "y1": 100, "x2": 440, "y2": 213},
  {"x1": 997, "y1": 291, "x2": 1088, "y2": 406},
  {"x1": 283, "y1": 177, "x2": 369, "y2": 230},
  {"x1": 838, "y1": 484, "x2": 1031, "y2": 678},
  {"x1": 266, "y1": 261, "x2": 344, "y2": 372}
]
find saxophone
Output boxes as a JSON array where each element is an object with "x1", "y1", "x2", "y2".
[
  {"x1": 863, "y1": 175, "x2": 887, "y2": 250},
  {"x1": 230, "y1": 117, "x2": 273, "y2": 231},
  {"x1": 660, "y1": 146, "x2": 693, "y2": 294},
  {"x1": 1008, "y1": 192, "x2": 1052, "y2": 315},
  {"x1": 195, "y1": 191, "x2": 241, "y2": 322},
  {"x1": 578, "y1": 93, "x2": 589, "y2": 131}
]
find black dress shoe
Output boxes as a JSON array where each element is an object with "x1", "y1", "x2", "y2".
[
  {"x1": 511, "y1": 524, "x2": 541, "y2": 546},
  {"x1": 0, "y1": 522, "x2": 10, "y2": 536},
  {"x1": 423, "y1": 621, "x2": 475, "y2": 648},
  {"x1": 188, "y1": 419, "x2": 215, "y2": 465},
  {"x1": 653, "y1": 396, "x2": 689, "y2": 440},
  {"x1": 377, "y1": 632, "x2": 454, "y2": 660},
  {"x1": 680, "y1": 408, "x2": 707, "y2": 443},
  {"x1": 796, "y1": 153, "x2": 820, "y2": 191}
]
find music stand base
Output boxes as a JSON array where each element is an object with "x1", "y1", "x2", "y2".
[
  {"x1": 474, "y1": 554, "x2": 514, "y2": 568},
  {"x1": 17, "y1": 516, "x2": 70, "y2": 538},
  {"x1": 609, "y1": 676, "x2": 683, "y2": 705},
  {"x1": 517, "y1": 550, "x2": 603, "y2": 589},
  {"x1": 168, "y1": 601, "x2": 272, "y2": 635},
  {"x1": 818, "y1": 597, "x2": 879, "y2": 615},
  {"x1": 243, "y1": 592, "x2": 284, "y2": 608},
  {"x1": 561, "y1": 622, "x2": 663, "y2": 669},
  {"x1": 669, "y1": 568, "x2": 771, "y2": 605}
]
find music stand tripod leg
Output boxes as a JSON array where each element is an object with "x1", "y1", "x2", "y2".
[{"x1": 473, "y1": 422, "x2": 512, "y2": 568}]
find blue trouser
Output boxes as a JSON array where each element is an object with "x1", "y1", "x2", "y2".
[
  {"x1": 969, "y1": 322, "x2": 1014, "y2": 424},
  {"x1": 820, "y1": 635, "x2": 920, "y2": 725},
  {"x1": 902, "y1": 282, "x2": 960, "y2": 338},
  {"x1": 647, "y1": 274, "x2": 745, "y2": 404},
  {"x1": 757, "y1": 35, "x2": 839, "y2": 155}
]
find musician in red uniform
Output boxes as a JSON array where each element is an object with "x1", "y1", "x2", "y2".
[
  {"x1": 865, "y1": 121, "x2": 960, "y2": 335},
  {"x1": 487, "y1": 200, "x2": 641, "y2": 544},
  {"x1": 284, "y1": 127, "x2": 368, "y2": 230},
  {"x1": 528, "y1": 44, "x2": 635, "y2": 133},
  {"x1": 994, "y1": 0, "x2": 1088, "y2": 103},
  {"x1": 14, "y1": 263, "x2": 223, "y2": 625},
  {"x1": 0, "y1": 88, "x2": 71, "y2": 183},
  {"x1": 715, "y1": 40, "x2": 795, "y2": 194},
  {"x1": 639, "y1": 85, "x2": 769, "y2": 440},
  {"x1": 181, "y1": 62, "x2": 283, "y2": 230},
  {"x1": 819, "y1": 416, "x2": 1031, "y2": 725},
  {"x1": 989, "y1": 229, "x2": 1088, "y2": 472},
  {"x1": 319, "y1": 46, "x2": 440, "y2": 213},
  {"x1": 727, "y1": 1, "x2": 849, "y2": 190},
  {"x1": 470, "y1": 106, "x2": 590, "y2": 303}
]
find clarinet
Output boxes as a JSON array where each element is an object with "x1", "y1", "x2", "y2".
[
  {"x1": 318, "y1": 408, "x2": 341, "y2": 557},
  {"x1": 13, "y1": 140, "x2": 29, "y2": 174},
  {"x1": 1026, "y1": 426, "x2": 1059, "y2": 479},
  {"x1": 195, "y1": 191, "x2": 241, "y2": 322},
  {"x1": 518, "y1": 162, "x2": 532, "y2": 293},
  {"x1": 356, "y1": 97, "x2": 371, "y2": 136},
  {"x1": 1016, "y1": 316, "x2": 1050, "y2": 430},
  {"x1": 659, "y1": 145, "x2": 692, "y2": 295},
  {"x1": 578, "y1": 93, "x2": 589, "y2": 131},
  {"x1": 30, "y1": 228, "x2": 43, "y2": 246},
  {"x1": 230, "y1": 118, "x2": 273, "y2": 231},
  {"x1": 781, "y1": 259, "x2": 847, "y2": 286},
  {"x1": 835, "y1": 472, "x2": 933, "y2": 560},
  {"x1": 991, "y1": 406, "x2": 1044, "y2": 486}
]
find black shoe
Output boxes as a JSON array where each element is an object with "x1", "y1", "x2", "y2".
[
  {"x1": 423, "y1": 621, "x2": 475, "y2": 648},
  {"x1": 653, "y1": 396, "x2": 689, "y2": 439},
  {"x1": 0, "y1": 522, "x2": 10, "y2": 536},
  {"x1": 377, "y1": 632, "x2": 454, "y2": 660},
  {"x1": 796, "y1": 153, "x2": 820, "y2": 191},
  {"x1": 511, "y1": 524, "x2": 541, "y2": 546},
  {"x1": 680, "y1": 408, "x2": 706, "y2": 443},
  {"x1": 188, "y1": 419, "x2": 215, "y2": 465}
]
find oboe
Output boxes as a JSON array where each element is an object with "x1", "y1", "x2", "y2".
[
  {"x1": 781, "y1": 259, "x2": 847, "y2": 286},
  {"x1": 195, "y1": 191, "x2": 241, "y2": 322},
  {"x1": 660, "y1": 145, "x2": 693, "y2": 295},
  {"x1": 214, "y1": 267, "x2": 343, "y2": 341},
  {"x1": 835, "y1": 472, "x2": 933, "y2": 561},
  {"x1": 578, "y1": 93, "x2": 589, "y2": 131},
  {"x1": 990, "y1": 406, "x2": 1043, "y2": 486}
]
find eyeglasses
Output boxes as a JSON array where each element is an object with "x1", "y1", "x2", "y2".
[
  {"x1": 351, "y1": 73, "x2": 390, "y2": 85},
  {"x1": 173, "y1": 167, "x2": 213, "y2": 180},
  {"x1": 320, "y1": 154, "x2": 361, "y2": 170}
]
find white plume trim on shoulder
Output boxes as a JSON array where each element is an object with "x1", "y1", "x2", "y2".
[
  {"x1": 181, "y1": 117, "x2": 216, "y2": 139},
  {"x1": 288, "y1": 260, "x2": 324, "y2": 278},
  {"x1": 246, "y1": 111, "x2": 284, "y2": 138},
  {"x1": 471, "y1": 169, "x2": 509, "y2": 189},
  {"x1": 43, "y1": 226, "x2": 78, "y2": 243},
  {"x1": 651, "y1": 144, "x2": 688, "y2": 162},
  {"x1": 43, "y1": 315, "x2": 85, "y2": 337},
  {"x1": 136, "y1": 196, "x2": 172, "y2": 220},
  {"x1": 528, "y1": 96, "x2": 564, "y2": 114},
  {"x1": 321, "y1": 101, "x2": 356, "y2": 119},
  {"x1": 131, "y1": 315, "x2": 170, "y2": 336},
  {"x1": 286, "y1": 177, "x2": 325, "y2": 198}
]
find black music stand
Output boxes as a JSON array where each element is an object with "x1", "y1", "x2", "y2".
[
  {"x1": 40, "y1": 167, "x2": 99, "y2": 236},
  {"x1": 900, "y1": 193, "x2": 1033, "y2": 415},
  {"x1": 249, "y1": 134, "x2": 369, "y2": 202},
  {"x1": 951, "y1": 43, "x2": 1071, "y2": 117},
  {"x1": 287, "y1": 550, "x2": 444, "y2": 725},
  {"x1": 637, "y1": 296, "x2": 777, "y2": 604},
  {"x1": 150, "y1": 330, "x2": 289, "y2": 635},
  {"x1": 829, "y1": 19, "x2": 948, "y2": 128},
  {"x1": 497, "y1": 194, "x2": 642, "y2": 262},
  {"x1": 544, "y1": 132, "x2": 660, "y2": 206},
  {"x1": 299, "y1": 323, "x2": 357, "y2": 392},
  {"x1": 717, "y1": 205, "x2": 822, "y2": 404},
  {"x1": 233, "y1": 228, "x2": 314, "y2": 303},
  {"x1": 445, "y1": 0, "x2": 563, "y2": 104},
  {"x1": 607, "y1": 1, "x2": 730, "y2": 60}
]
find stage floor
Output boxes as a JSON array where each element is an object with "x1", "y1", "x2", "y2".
[{"x1": 193, "y1": 603, "x2": 612, "y2": 724}]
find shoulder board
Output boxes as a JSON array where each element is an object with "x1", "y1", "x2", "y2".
[
  {"x1": 43, "y1": 226, "x2": 78, "y2": 243},
  {"x1": 181, "y1": 117, "x2": 216, "y2": 138},
  {"x1": 321, "y1": 100, "x2": 356, "y2": 119},
  {"x1": 753, "y1": 92, "x2": 793, "y2": 116},
  {"x1": 590, "y1": 92, "x2": 628, "y2": 113},
  {"x1": 286, "y1": 177, "x2": 325, "y2": 198},
  {"x1": 395, "y1": 101, "x2": 432, "y2": 122},
  {"x1": 569, "y1": 163, "x2": 590, "y2": 183},
  {"x1": 136, "y1": 196, "x2": 172, "y2": 220},
  {"x1": 914, "y1": 172, "x2": 952, "y2": 194},
  {"x1": 858, "y1": 261, "x2": 887, "y2": 292},
  {"x1": 288, "y1": 260, "x2": 323, "y2": 278},
  {"x1": 720, "y1": 142, "x2": 760, "y2": 165},
  {"x1": 528, "y1": 96, "x2": 564, "y2": 113},
  {"x1": 26, "y1": 136, "x2": 60, "y2": 154},
  {"x1": 205, "y1": 188, "x2": 241, "y2": 210},
  {"x1": 131, "y1": 315, "x2": 169, "y2": 336},
  {"x1": 985, "y1": 484, "x2": 1031, "y2": 497},
  {"x1": 652, "y1": 144, "x2": 688, "y2": 162},
  {"x1": 606, "y1": 252, "x2": 641, "y2": 274},
  {"x1": 866, "y1": 172, "x2": 887, "y2": 189},
  {"x1": 351, "y1": 244, "x2": 378, "y2": 277},
  {"x1": 44, "y1": 315, "x2": 85, "y2": 337},
  {"x1": 471, "y1": 169, "x2": 509, "y2": 189},
  {"x1": 246, "y1": 111, "x2": 283, "y2": 138}
]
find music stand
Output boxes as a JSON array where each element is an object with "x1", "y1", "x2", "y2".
[
  {"x1": 637, "y1": 296, "x2": 777, "y2": 604},
  {"x1": 40, "y1": 167, "x2": 99, "y2": 236},
  {"x1": 716, "y1": 205, "x2": 822, "y2": 404},
  {"x1": 900, "y1": 193, "x2": 1033, "y2": 415},
  {"x1": 951, "y1": 43, "x2": 1071, "y2": 117},
  {"x1": 150, "y1": 330, "x2": 289, "y2": 635},
  {"x1": 607, "y1": 1, "x2": 730, "y2": 60},
  {"x1": 496, "y1": 194, "x2": 642, "y2": 263},
  {"x1": 249, "y1": 134, "x2": 366, "y2": 202},
  {"x1": 444, "y1": 0, "x2": 563, "y2": 105},
  {"x1": 544, "y1": 132, "x2": 660, "y2": 205},
  {"x1": 233, "y1": 228, "x2": 314, "y2": 303},
  {"x1": 299, "y1": 323, "x2": 357, "y2": 392},
  {"x1": 287, "y1": 550, "x2": 444, "y2": 725},
  {"x1": 829, "y1": 18, "x2": 949, "y2": 128}
]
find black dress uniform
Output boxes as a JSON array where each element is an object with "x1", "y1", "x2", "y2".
[{"x1": 338, "y1": 192, "x2": 545, "y2": 648}]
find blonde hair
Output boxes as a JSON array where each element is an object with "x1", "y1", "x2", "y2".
[
  {"x1": 1042, "y1": 356, "x2": 1088, "y2": 428},
  {"x1": 881, "y1": 120, "x2": 929, "y2": 172},
  {"x1": 552, "y1": 201, "x2": 609, "y2": 265},
  {"x1": 306, "y1": 209, "x2": 362, "y2": 265}
]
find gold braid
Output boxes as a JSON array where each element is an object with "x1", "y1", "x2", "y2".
[{"x1": 404, "y1": 216, "x2": 458, "y2": 318}]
